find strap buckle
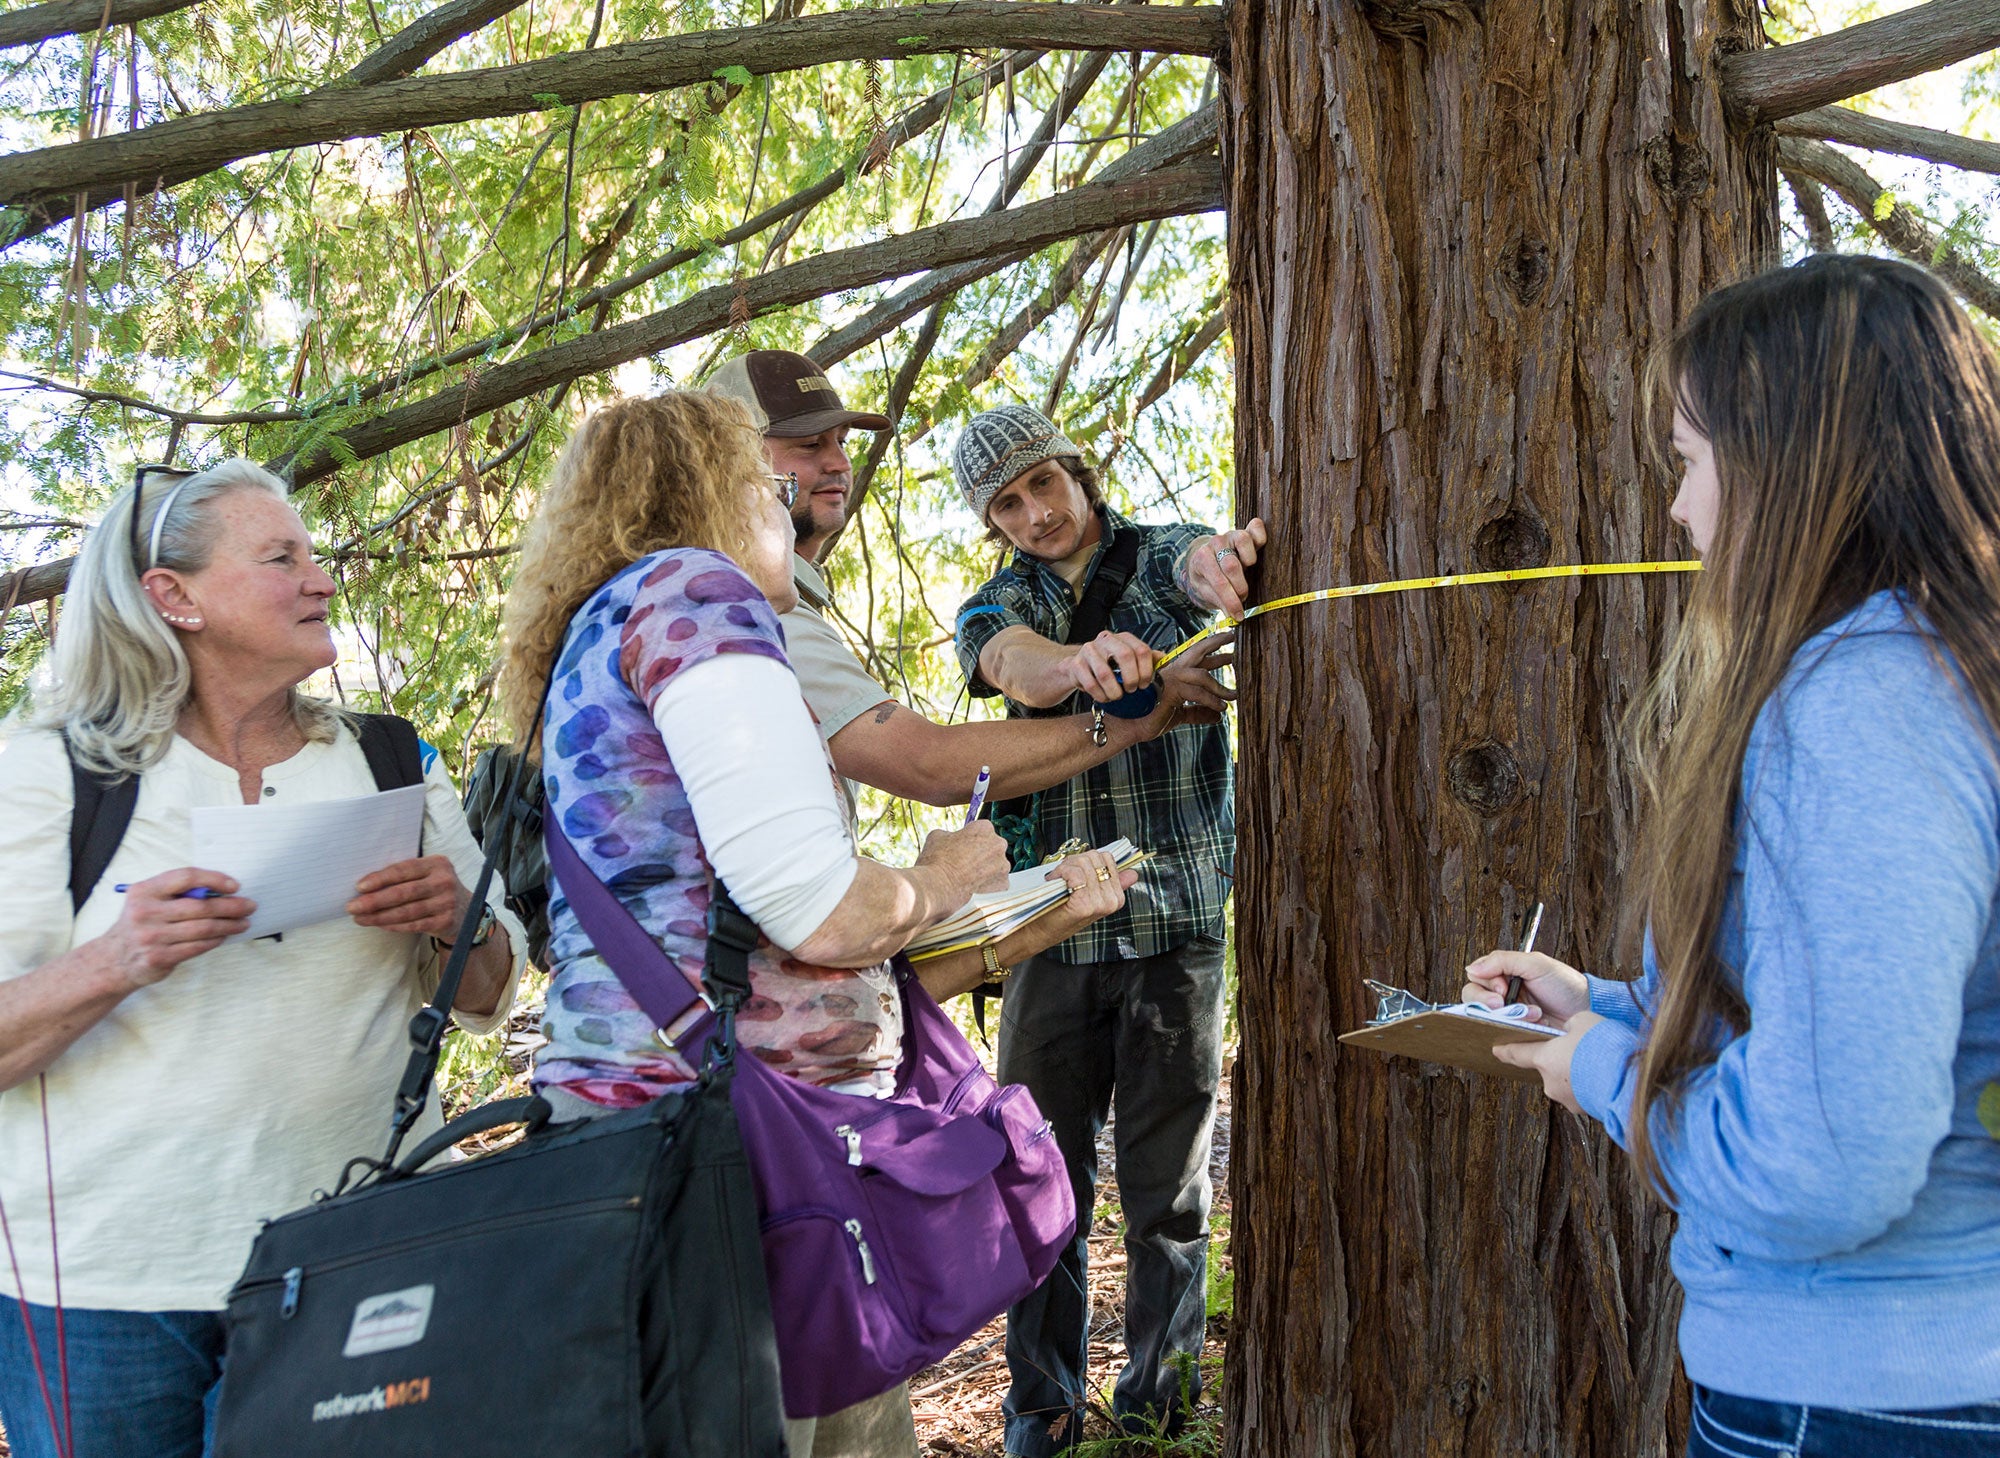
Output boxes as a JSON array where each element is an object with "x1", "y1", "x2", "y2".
[
  {"x1": 705, "y1": 896, "x2": 759, "y2": 953},
  {"x1": 406, "y1": 1003, "x2": 449, "y2": 1054}
]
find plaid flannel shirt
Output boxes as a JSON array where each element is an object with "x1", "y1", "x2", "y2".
[{"x1": 955, "y1": 505, "x2": 1235, "y2": 965}]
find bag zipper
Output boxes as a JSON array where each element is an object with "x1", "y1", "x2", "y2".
[
  {"x1": 233, "y1": 1196, "x2": 640, "y2": 1309},
  {"x1": 834, "y1": 1123, "x2": 863, "y2": 1166},
  {"x1": 759, "y1": 1206, "x2": 879, "y2": 1288},
  {"x1": 938, "y1": 1064, "x2": 989, "y2": 1117},
  {"x1": 843, "y1": 1218, "x2": 878, "y2": 1285}
]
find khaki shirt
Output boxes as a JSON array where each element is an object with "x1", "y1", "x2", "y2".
[{"x1": 784, "y1": 554, "x2": 893, "y2": 815}]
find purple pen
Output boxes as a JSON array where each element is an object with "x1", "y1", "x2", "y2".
[{"x1": 113, "y1": 884, "x2": 220, "y2": 898}]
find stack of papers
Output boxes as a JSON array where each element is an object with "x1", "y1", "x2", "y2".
[{"x1": 906, "y1": 839, "x2": 1150, "y2": 961}]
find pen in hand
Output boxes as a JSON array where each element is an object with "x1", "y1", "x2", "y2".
[
  {"x1": 965, "y1": 765, "x2": 992, "y2": 827},
  {"x1": 114, "y1": 884, "x2": 219, "y2": 899},
  {"x1": 1504, "y1": 901, "x2": 1545, "y2": 1007}
]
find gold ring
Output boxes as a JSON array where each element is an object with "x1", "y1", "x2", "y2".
[{"x1": 1095, "y1": 867, "x2": 1112, "y2": 882}]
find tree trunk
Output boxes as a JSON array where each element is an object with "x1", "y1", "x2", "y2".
[{"x1": 1220, "y1": 0, "x2": 1777, "y2": 1451}]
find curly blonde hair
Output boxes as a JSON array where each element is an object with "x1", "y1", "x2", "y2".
[{"x1": 499, "y1": 391, "x2": 767, "y2": 737}]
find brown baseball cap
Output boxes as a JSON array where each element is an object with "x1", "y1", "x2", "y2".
[{"x1": 704, "y1": 350, "x2": 890, "y2": 438}]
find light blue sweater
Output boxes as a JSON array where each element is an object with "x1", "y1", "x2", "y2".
[{"x1": 1570, "y1": 592, "x2": 2000, "y2": 1409}]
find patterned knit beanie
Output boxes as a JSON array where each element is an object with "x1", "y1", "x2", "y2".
[{"x1": 951, "y1": 404, "x2": 1083, "y2": 521}]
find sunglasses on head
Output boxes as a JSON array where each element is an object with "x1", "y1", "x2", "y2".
[
  {"x1": 768, "y1": 472, "x2": 800, "y2": 510},
  {"x1": 127, "y1": 464, "x2": 197, "y2": 579}
]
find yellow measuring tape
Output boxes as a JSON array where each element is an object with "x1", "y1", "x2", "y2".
[{"x1": 1156, "y1": 560, "x2": 1704, "y2": 667}]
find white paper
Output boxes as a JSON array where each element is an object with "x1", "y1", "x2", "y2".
[
  {"x1": 190, "y1": 784, "x2": 428, "y2": 939},
  {"x1": 1445, "y1": 1002, "x2": 1562, "y2": 1036},
  {"x1": 907, "y1": 838, "x2": 1144, "y2": 953}
]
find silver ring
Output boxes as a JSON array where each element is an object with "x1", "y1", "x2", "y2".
[{"x1": 1215, "y1": 547, "x2": 1237, "y2": 561}]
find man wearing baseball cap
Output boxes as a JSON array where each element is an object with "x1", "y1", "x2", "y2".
[
  {"x1": 703, "y1": 351, "x2": 1210, "y2": 824},
  {"x1": 949, "y1": 401, "x2": 1262, "y2": 1457}
]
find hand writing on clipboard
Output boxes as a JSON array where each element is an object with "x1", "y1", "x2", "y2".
[{"x1": 1462, "y1": 937, "x2": 1602, "y2": 1112}]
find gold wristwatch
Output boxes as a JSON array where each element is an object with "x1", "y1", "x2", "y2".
[{"x1": 981, "y1": 942, "x2": 1010, "y2": 981}]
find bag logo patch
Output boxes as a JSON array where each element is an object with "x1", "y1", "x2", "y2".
[
  {"x1": 311, "y1": 1377, "x2": 432, "y2": 1422},
  {"x1": 342, "y1": 1285, "x2": 435, "y2": 1357}
]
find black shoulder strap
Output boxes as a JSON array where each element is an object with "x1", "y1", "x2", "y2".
[
  {"x1": 1064, "y1": 524, "x2": 1144, "y2": 646},
  {"x1": 64, "y1": 735, "x2": 140, "y2": 915},
  {"x1": 354, "y1": 712, "x2": 425, "y2": 791}
]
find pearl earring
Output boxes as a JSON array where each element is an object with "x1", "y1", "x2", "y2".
[{"x1": 161, "y1": 612, "x2": 202, "y2": 627}]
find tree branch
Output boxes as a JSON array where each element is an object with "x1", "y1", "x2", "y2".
[
  {"x1": 0, "y1": 0, "x2": 201, "y2": 52},
  {"x1": 0, "y1": 3, "x2": 1222, "y2": 235},
  {"x1": 342, "y1": 0, "x2": 536, "y2": 86},
  {"x1": 352, "y1": 47, "x2": 1048, "y2": 408},
  {"x1": 1724, "y1": 0, "x2": 2000, "y2": 123},
  {"x1": 1778, "y1": 137, "x2": 2000, "y2": 318},
  {"x1": 0, "y1": 367, "x2": 301, "y2": 423},
  {"x1": 5, "y1": 0, "x2": 540, "y2": 245},
  {"x1": 809, "y1": 98, "x2": 1218, "y2": 365},
  {"x1": 1782, "y1": 169, "x2": 1836, "y2": 252},
  {"x1": 269, "y1": 158, "x2": 1223, "y2": 483},
  {"x1": 1775, "y1": 103, "x2": 2000, "y2": 178},
  {"x1": 834, "y1": 43, "x2": 1113, "y2": 528}
]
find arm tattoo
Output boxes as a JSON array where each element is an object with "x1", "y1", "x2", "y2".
[{"x1": 871, "y1": 702, "x2": 900, "y2": 724}]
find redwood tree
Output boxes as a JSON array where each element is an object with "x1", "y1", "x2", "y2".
[{"x1": 1221, "y1": 0, "x2": 2000, "y2": 1453}]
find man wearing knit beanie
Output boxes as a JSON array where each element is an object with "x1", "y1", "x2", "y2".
[
  {"x1": 702, "y1": 351, "x2": 1204, "y2": 830},
  {"x1": 950, "y1": 402, "x2": 1265, "y2": 1457}
]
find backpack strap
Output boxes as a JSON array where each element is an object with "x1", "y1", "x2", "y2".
[
  {"x1": 1063, "y1": 523, "x2": 1145, "y2": 647},
  {"x1": 354, "y1": 712, "x2": 425, "y2": 792},
  {"x1": 64, "y1": 735, "x2": 140, "y2": 915}
]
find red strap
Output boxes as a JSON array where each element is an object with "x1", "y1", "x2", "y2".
[{"x1": 0, "y1": 1077, "x2": 72, "y2": 1458}]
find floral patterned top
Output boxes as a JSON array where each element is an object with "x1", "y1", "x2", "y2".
[{"x1": 533, "y1": 548, "x2": 901, "y2": 1106}]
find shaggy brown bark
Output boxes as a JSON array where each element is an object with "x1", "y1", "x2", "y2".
[{"x1": 1220, "y1": 0, "x2": 1777, "y2": 1450}]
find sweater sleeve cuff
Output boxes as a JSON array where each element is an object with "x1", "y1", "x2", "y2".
[
  {"x1": 1586, "y1": 974, "x2": 1647, "y2": 1030},
  {"x1": 1569, "y1": 1019, "x2": 1642, "y2": 1145}
]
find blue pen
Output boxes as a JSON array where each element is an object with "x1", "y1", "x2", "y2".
[
  {"x1": 113, "y1": 884, "x2": 219, "y2": 899},
  {"x1": 965, "y1": 764, "x2": 992, "y2": 826}
]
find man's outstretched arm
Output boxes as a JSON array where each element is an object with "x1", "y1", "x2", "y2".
[{"x1": 828, "y1": 638, "x2": 1233, "y2": 808}]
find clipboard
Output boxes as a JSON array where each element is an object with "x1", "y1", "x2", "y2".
[{"x1": 1336, "y1": 979, "x2": 1560, "y2": 1082}]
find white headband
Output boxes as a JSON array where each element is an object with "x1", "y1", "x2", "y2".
[{"x1": 145, "y1": 473, "x2": 197, "y2": 569}]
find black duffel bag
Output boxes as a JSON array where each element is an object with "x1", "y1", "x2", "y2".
[{"x1": 210, "y1": 717, "x2": 786, "y2": 1458}]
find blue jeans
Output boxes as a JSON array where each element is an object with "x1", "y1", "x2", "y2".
[
  {"x1": 995, "y1": 937, "x2": 1227, "y2": 1457},
  {"x1": 0, "y1": 1299, "x2": 224, "y2": 1458},
  {"x1": 1690, "y1": 1384, "x2": 2000, "y2": 1458}
]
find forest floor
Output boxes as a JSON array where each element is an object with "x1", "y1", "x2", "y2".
[
  {"x1": 0, "y1": 1019, "x2": 1234, "y2": 1458},
  {"x1": 908, "y1": 1066, "x2": 1233, "y2": 1457}
]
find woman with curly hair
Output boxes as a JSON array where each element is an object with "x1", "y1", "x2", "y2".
[{"x1": 498, "y1": 390, "x2": 1138, "y2": 1457}]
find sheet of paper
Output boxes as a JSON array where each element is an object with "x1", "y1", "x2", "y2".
[
  {"x1": 907, "y1": 839, "x2": 1146, "y2": 956},
  {"x1": 190, "y1": 784, "x2": 428, "y2": 939}
]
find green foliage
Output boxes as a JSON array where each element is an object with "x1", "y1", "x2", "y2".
[{"x1": 0, "y1": 8, "x2": 1233, "y2": 1109}]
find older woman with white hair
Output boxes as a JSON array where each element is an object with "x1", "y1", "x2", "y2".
[{"x1": 0, "y1": 459, "x2": 525, "y2": 1458}]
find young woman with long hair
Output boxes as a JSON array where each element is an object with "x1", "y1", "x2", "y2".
[{"x1": 1464, "y1": 255, "x2": 2000, "y2": 1455}]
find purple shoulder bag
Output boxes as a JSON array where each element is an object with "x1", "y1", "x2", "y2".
[{"x1": 545, "y1": 820, "x2": 1075, "y2": 1419}]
